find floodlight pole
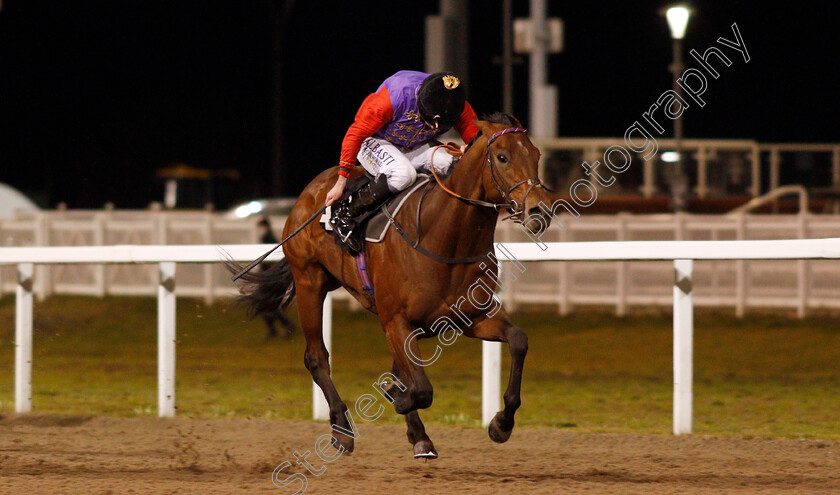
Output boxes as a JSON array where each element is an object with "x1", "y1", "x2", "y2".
[
  {"x1": 502, "y1": 0, "x2": 514, "y2": 115},
  {"x1": 671, "y1": 37, "x2": 686, "y2": 211},
  {"x1": 664, "y1": 5, "x2": 690, "y2": 211},
  {"x1": 529, "y1": 0, "x2": 548, "y2": 139}
]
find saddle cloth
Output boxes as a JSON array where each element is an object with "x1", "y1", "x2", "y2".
[{"x1": 320, "y1": 174, "x2": 431, "y2": 243}]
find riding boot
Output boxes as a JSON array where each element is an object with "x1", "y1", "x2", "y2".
[{"x1": 330, "y1": 175, "x2": 393, "y2": 252}]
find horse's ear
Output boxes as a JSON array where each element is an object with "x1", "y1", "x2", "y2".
[{"x1": 475, "y1": 119, "x2": 494, "y2": 138}]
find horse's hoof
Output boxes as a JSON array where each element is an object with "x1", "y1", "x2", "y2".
[
  {"x1": 413, "y1": 440, "x2": 438, "y2": 459},
  {"x1": 488, "y1": 414, "x2": 513, "y2": 444},
  {"x1": 331, "y1": 432, "x2": 355, "y2": 454}
]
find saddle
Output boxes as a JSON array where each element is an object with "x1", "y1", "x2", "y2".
[{"x1": 320, "y1": 173, "x2": 432, "y2": 252}]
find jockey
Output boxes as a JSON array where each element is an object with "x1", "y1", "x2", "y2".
[{"x1": 326, "y1": 70, "x2": 480, "y2": 252}]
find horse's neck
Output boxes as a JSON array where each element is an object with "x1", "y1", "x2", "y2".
[{"x1": 420, "y1": 152, "x2": 498, "y2": 256}]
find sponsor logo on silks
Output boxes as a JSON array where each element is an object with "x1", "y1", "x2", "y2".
[{"x1": 362, "y1": 140, "x2": 396, "y2": 167}]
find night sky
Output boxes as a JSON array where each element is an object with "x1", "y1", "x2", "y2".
[{"x1": 1, "y1": 1, "x2": 838, "y2": 209}]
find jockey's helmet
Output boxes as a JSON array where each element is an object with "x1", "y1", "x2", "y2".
[{"x1": 418, "y1": 72, "x2": 466, "y2": 128}]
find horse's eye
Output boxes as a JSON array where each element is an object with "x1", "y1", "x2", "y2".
[{"x1": 496, "y1": 153, "x2": 508, "y2": 163}]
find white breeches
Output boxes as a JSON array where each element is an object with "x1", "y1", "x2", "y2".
[{"x1": 357, "y1": 137, "x2": 456, "y2": 192}]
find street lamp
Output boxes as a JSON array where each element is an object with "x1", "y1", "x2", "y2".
[
  {"x1": 664, "y1": 4, "x2": 691, "y2": 211},
  {"x1": 666, "y1": 6, "x2": 690, "y2": 39}
]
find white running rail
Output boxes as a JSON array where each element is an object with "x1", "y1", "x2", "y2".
[{"x1": 4, "y1": 238, "x2": 840, "y2": 433}]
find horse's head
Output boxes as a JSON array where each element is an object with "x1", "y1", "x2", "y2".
[{"x1": 467, "y1": 114, "x2": 552, "y2": 235}]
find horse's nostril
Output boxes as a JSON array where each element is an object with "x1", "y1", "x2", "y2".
[{"x1": 528, "y1": 207, "x2": 543, "y2": 218}]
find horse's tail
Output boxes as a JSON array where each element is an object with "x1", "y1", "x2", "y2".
[{"x1": 225, "y1": 258, "x2": 296, "y2": 316}]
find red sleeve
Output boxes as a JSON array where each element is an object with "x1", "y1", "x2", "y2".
[
  {"x1": 338, "y1": 88, "x2": 394, "y2": 178},
  {"x1": 454, "y1": 101, "x2": 480, "y2": 144}
]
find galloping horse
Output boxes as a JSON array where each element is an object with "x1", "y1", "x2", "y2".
[{"x1": 231, "y1": 113, "x2": 551, "y2": 458}]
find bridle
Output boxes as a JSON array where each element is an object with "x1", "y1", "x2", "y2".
[
  {"x1": 430, "y1": 127, "x2": 548, "y2": 223},
  {"x1": 384, "y1": 127, "x2": 546, "y2": 264}
]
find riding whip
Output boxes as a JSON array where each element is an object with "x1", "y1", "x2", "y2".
[{"x1": 230, "y1": 205, "x2": 327, "y2": 281}]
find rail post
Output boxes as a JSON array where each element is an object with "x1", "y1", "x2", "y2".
[
  {"x1": 673, "y1": 259, "x2": 693, "y2": 434},
  {"x1": 482, "y1": 340, "x2": 502, "y2": 427},
  {"x1": 616, "y1": 213, "x2": 628, "y2": 316},
  {"x1": 735, "y1": 214, "x2": 747, "y2": 317},
  {"x1": 158, "y1": 262, "x2": 176, "y2": 418},
  {"x1": 15, "y1": 263, "x2": 34, "y2": 413},
  {"x1": 750, "y1": 145, "x2": 761, "y2": 197},
  {"x1": 797, "y1": 213, "x2": 809, "y2": 318},
  {"x1": 696, "y1": 147, "x2": 708, "y2": 198}
]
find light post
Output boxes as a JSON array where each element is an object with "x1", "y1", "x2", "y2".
[
  {"x1": 665, "y1": 5, "x2": 690, "y2": 211},
  {"x1": 502, "y1": 0, "x2": 514, "y2": 115}
]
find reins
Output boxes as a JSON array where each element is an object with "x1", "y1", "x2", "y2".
[
  {"x1": 387, "y1": 126, "x2": 547, "y2": 264},
  {"x1": 429, "y1": 127, "x2": 545, "y2": 222},
  {"x1": 429, "y1": 143, "x2": 503, "y2": 210}
]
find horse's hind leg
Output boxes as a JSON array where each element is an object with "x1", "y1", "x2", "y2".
[
  {"x1": 470, "y1": 317, "x2": 528, "y2": 444},
  {"x1": 293, "y1": 264, "x2": 355, "y2": 452}
]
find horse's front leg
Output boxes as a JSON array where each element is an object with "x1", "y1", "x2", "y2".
[
  {"x1": 384, "y1": 360, "x2": 438, "y2": 459},
  {"x1": 469, "y1": 316, "x2": 528, "y2": 443},
  {"x1": 379, "y1": 315, "x2": 435, "y2": 415},
  {"x1": 405, "y1": 410, "x2": 437, "y2": 459}
]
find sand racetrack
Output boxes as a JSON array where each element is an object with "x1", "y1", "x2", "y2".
[{"x1": 1, "y1": 414, "x2": 838, "y2": 494}]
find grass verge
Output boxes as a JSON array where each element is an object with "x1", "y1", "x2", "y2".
[{"x1": 1, "y1": 296, "x2": 838, "y2": 439}]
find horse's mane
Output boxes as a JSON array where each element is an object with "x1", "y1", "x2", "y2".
[{"x1": 480, "y1": 112, "x2": 522, "y2": 127}]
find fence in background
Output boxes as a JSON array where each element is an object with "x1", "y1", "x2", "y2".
[
  {"x1": 535, "y1": 137, "x2": 840, "y2": 200},
  {"x1": 3, "y1": 211, "x2": 840, "y2": 317},
  {"x1": 0, "y1": 211, "x2": 258, "y2": 301}
]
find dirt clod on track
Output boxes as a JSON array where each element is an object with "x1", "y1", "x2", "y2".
[{"x1": 1, "y1": 415, "x2": 838, "y2": 494}]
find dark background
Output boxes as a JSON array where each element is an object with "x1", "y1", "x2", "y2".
[{"x1": 1, "y1": 1, "x2": 838, "y2": 209}]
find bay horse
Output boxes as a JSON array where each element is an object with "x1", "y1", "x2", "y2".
[{"x1": 231, "y1": 113, "x2": 551, "y2": 458}]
